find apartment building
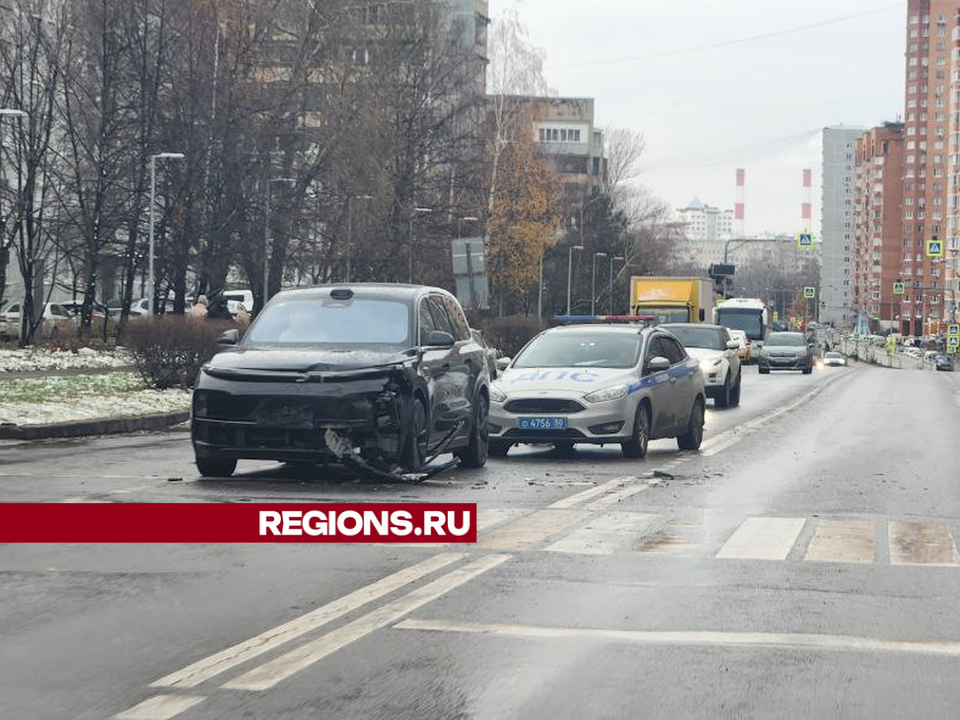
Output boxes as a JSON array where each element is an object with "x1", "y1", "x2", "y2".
[
  {"x1": 676, "y1": 198, "x2": 734, "y2": 242},
  {"x1": 901, "y1": 1, "x2": 952, "y2": 335},
  {"x1": 853, "y1": 123, "x2": 905, "y2": 332},
  {"x1": 820, "y1": 126, "x2": 863, "y2": 327}
]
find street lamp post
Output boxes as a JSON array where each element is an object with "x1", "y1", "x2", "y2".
[
  {"x1": 345, "y1": 194, "x2": 372, "y2": 283},
  {"x1": 263, "y1": 177, "x2": 296, "y2": 306},
  {"x1": 609, "y1": 255, "x2": 625, "y2": 314},
  {"x1": 409, "y1": 207, "x2": 432, "y2": 283},
  {"x1": 147, "y1": 152, "x2": 185, "y2": 316},
  {"x1": 566, "y1": 245, "x2": 584, "y2": 315},
  {"x1": 591, "y1": 252, "x2": 607, "y2": 315}
]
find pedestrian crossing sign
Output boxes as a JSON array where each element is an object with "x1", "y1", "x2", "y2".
[
  {"x1": 949, "y1": 336, "x2": 959, "y2": 350},
  {"x1": 927, "y1": 238, "x2": 944, "y2": 258},
  {"x1": 893, "y1": 281, "x2": 905, "y2": 295},
  {"x1": 803, "y1": 286, "x2": 815, "y2": 299},
  {"x1": 797, "y1": 232, "x2": 813, "y2": 249},
  {"x1": 950, "y1": 325, "x2": 960, "y2": 337}
]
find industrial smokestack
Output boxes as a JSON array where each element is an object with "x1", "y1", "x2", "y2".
[
  {"x1": 735, "y1": 168, "x2": 745, "y2": 238},
  {"x1": 802, "y1": 168, "x2": 813, "y2": 231}
]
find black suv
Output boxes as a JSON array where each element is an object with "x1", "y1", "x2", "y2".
[{"x1": 191, "y1": 284, "x2": 490, "y2": 477}]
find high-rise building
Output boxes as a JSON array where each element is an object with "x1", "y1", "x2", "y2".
[
  {"x1": 676, "y1": 198, "x2": 734, "y2": 242},
  {"x1": 901, "y1": 1, "x2": 951, "y2": 335},
  {"x1": 852, "y1": 123, "x2": 905, "y2": 332},
  {"x1": 820, "y1": 126, "x2": 863, "y2": 327},
  {"x1": 946, "y1": 5, "x2": 960, "y2": 323}
]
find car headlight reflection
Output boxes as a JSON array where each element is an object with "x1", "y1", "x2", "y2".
[
  {"x1": 699, "y1": 358, "x2": 722, "y2": 372},
  {"x1": 584, "y1": 384, "x2": 628, "y2": 403}
]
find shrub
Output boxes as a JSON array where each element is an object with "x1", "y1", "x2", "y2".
[
  {"x1": 123, "y1": 317, "x2": 236, "y2": 389},
  {"x1": 481, "y1": 315, "x2": 549, "y2": 358}
]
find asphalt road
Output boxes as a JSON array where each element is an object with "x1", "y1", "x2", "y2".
[{"x1": 2, "y1": 363, "x2": 960, "y2": 719}]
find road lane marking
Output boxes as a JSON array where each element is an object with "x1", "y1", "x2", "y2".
[
  {"x1": 804, "y1": 519, "x2": 875, "y2": 564},
  {"x1": 115, "y1": 695, "x2": 205, "y2": 720},
  {"x1": 545, "y1": 512, "x2": 660, "y2": 555},
  {"x1": 223, "y1": 554, "x2": 511, "y2": 691},
  {"x1": 586, "y1": 482, "x2": 651, "y2": 510},
  {"x1": 151, "y1": 553, "x2": 464, "y2": 689},
  {"x1": 394, "y1": 618, "x2": 960, "y2": 658},
  {"x1": 548, "y1": 475, "x2": 636, "y2": 509},
  {"x1": 475, "y1": 509, "x2": 591, "y2": 551},
  {"x1": 889, "y1": 521, "x2": 960, "y2": 566},
  {"x1": 716, "y1": 517, "x2": 807, "y2": 561}
]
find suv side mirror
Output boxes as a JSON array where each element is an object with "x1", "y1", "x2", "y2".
[
  {"x1": 217, "y1": 329, "x2": 239, "y2": 346},
  {"x1": 646, "y1": 356, "x2": 670, "y2": 373},
  {"x1": 496, "y1": 356, "x2": 512, "y2": 371},
  {"x1": 425, "y1": 330, "x2": 455, "y2": 348},
  {"x1": 726, "y1": 340, "x2": 740, "y2": 350}
]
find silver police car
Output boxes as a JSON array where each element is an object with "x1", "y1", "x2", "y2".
[{"x1": 488, "y1": 324, "x2": 706, "y2": 458}]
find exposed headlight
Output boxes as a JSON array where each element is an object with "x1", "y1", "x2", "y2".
[
  {"x1": 489, "y1": 383, "x2": 507, "y2": 404},
  {"x1": 699, "y1": 357, "x2": 722, "y2": 372},
  {"x1": 583, "y1": 384, "x2": 628, "y2": 403}
]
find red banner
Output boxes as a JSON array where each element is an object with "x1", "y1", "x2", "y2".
[{"x1": 0, "y1": 503, "x2": 477, "y2": 543}]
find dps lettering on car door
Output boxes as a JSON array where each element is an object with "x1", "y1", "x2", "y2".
[
  {"x1": 642, "y1": 334, "x2": 675, "y2": 435},
  {"x1": 658, "y1": 333, "x2": 698, "y2": 431}
]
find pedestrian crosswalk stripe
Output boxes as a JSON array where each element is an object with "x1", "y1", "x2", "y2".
[
  {"x1": 716, "y1": 517, "x2": 806, "y2": 561},
  {"x1": 637, "y1": 521, "x2": 704, "y2": 554},
  {"x1": 115, "y1": 694, "x2": 206, "y2": 720},
  {"x1": 223, "y1": 554, "x2": 511, "y2": 692},
  {"x1": 544, "y1": 512, "x2": 660, "y2": 555},
  {"x1": 548, "y1": 475, "x2": 637, "y2": 509},
  {"x1": 889, "y1": 521, "x2": 960, "y2": 566},
  {"x1": 586, "y1": 481, "x2": 651, "y2": 510},
  {"x1": 476, "y1": 509, "x2": 591, "y2": 551},
  {"x1": 804, "y1": 519, "x2": 875, "y2": 564}
]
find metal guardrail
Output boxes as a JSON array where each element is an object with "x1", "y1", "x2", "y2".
[{"x1": 838, "y1": 338, "x2": 936, "y2": 370}]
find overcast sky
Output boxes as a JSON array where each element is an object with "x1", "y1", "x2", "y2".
[{"x1": 507, "y1": 0, "x2": 906, "y2": 234}]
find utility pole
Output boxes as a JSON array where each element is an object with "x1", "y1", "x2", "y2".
[{"x1": 566, "y1": 245, "x2": 584, "y2": 315}]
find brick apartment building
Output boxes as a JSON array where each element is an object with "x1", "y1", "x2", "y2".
[{"x1": 853, "y1": 123, "x2": 904, "y2": 332}]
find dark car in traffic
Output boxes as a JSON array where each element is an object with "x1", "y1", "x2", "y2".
[
  {"x1": 935, "y1": 354, "x2": 954, "y2": 371},
  {"x1": 191, "y1": 284, "x2": 491, "y2": 477},
  {"x1": 758, "y1": 331, "x2": 815, "y2": 374}
]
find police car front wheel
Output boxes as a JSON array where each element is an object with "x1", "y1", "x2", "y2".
[{"x1": 621, "y1": 405, "x2": 650, "y2": 459}]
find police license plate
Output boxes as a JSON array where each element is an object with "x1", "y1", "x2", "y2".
[{"x1": 518, "y1": 417, "x2": 567, "y2": 430}]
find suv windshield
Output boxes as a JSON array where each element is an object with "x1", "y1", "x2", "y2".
[
  {"x1": 244, "y1": 298, "x2": 411, "y2": 347},
  {"x1": 513, "y1": 333, "x2": 641, "y2": 369},
  {"x1": 766, "y1": 332, "x2": 805, "y2": 347},
  {"x1": 663, "y1": 326, "x2": 724, "y2": 351}
]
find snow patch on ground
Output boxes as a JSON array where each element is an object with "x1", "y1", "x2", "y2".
[
  {"x1": 0, "y1": 348, "x2": 132, "y2": 373},
  {"x1": 0, "y1": 388, "x2": 190, "y2": 426}
]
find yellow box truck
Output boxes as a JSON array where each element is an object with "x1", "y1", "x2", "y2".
[{"x1": 630, "y1": 277, "x2": 716, "y2": 325}]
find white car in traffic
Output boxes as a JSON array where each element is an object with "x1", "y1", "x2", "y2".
[{"x1": 661, "y1": 323, "x2": 742, "y2": 408}]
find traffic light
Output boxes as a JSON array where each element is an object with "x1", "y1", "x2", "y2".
[{"x1": 708, "y1": 264, "x2": 735, "y2": 297}]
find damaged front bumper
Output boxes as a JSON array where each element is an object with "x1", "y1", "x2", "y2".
[{"x1": 191, "y1": 363, "x2": 412, "y2": 469}]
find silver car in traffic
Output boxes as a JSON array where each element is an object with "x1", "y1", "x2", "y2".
[{"x1": 488, "y1": 325, "x2": 707, "y2": 458}]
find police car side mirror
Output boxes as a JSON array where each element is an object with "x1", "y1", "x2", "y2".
[
  {"x1": 217, "y1": 329, "x2": 239, "y2": 346},
  {"x1": 496, "y1": 356, "x2": 512, "y2": 371},
  {"x1": 647, "y1": 356, "x2": 670, "y2": 373}
]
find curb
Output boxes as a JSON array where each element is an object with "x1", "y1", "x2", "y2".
[{"x1": 0, "y1": 410, "x2": 190, "y2": 440}]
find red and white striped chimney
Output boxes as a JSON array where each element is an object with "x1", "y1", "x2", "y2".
[
  {"x1": 734, "y1": 168, "x2": 745, "y2": 238},
  {"x1": 802, "y1": 168, "x2": 813, "y2": 231}
]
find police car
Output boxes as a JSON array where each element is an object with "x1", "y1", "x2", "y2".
[{"x1": 488, "y1": 323, "x2": 706, "y2": 458}]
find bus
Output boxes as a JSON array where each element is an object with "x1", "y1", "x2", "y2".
[{"x1": 713, "y1": 297, "x2": 772, "y2": 362}]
